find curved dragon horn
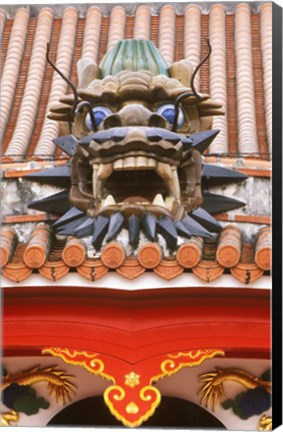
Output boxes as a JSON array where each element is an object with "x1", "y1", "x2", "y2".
[
  {"x1": 172, "y1": 39, "x2": 212, "y2": 132},
  {"x1": 46, "y1": 43, "x2": 79, "y2": 116}
]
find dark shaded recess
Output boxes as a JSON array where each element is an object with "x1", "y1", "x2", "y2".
[
  {"x1": 141, "y1": 212, "x2": 157, "y2": 241},
  {"x1": 28, "y1": 190, "x2": 71, "y2": 215},
  {"x1": 106, "y1": 170, "x2": 167, "y2": 203},
  {"x1": 53, "y1": 135, "x2": 78, "y2": 156},
  {"x1": 202, "y1": 192, "x2": 245, "y2": 214},
  {"x1": 202, "y1": 164, "x2": 248, "y2": 186},
  {"x1": 191, "y1": 207, "x2": 222, "y2": 233},
  {"x1": 23, "y1": 166, "x2": 71, "y2": 188},
  {"x1": 47, "y1": 395, "x2": 226, "y2": 428},
  {"x1": 92, "y1": 215, "x2": 109, "y2": 249}
]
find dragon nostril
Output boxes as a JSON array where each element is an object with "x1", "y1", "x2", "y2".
[
  {"x1": 148, "y1": 113, "x2": 167, "y2": 129},
  {"x1": 103, "y1": 114, "x2": 122, "y2": 129}
]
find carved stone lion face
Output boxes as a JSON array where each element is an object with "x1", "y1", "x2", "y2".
[{"x1": 48, "y1": 42, "x2": 223, "y2": 223}]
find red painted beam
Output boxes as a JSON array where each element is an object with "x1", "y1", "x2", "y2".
[{"x1": 3, "y1": 286, "x2": 270, "y2": 363}]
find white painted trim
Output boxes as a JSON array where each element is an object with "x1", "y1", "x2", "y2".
[{"x1": 2, "y1": 273, "x2": 271, "y2": 290}]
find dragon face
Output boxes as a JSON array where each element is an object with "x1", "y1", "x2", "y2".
[{"x1": 49, "y1": 45, "x2": 223, "y2": 223}]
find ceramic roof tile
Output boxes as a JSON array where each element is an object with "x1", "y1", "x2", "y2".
[
  {"x1": 251, "y1": 12, "x2": 269, "y2": 157},
  {"x1": 184, "y1": 5, "x2": 201, "y2": 90},
  {"x1": 158, "y1": 5, "x2": 176, "y2": 65},
  {"x1": 81, "y1": 6, "x2": 102, "y2": 61},
  {"x1": 0, "y1": 3, "x2": 272, "y2": 161},
  {"x1": 62, "y1": 236, "x2": 87, "y2": 267},
  {"x1": 1, "y1": 224, "x2": 271, "y2": 283},
  {"x1": 133, "y1": 5, "x2": 151, "y2": 40},
  {"x1": 107, "y1": 6, "x2": 126, "y2": 52},
  {"x1": 255, "y1": 226, "x2": 271, "y2": 271},
  {"x1": 235, "y1": 3, "x2": 258, "y2": 154},
  {"x1": 0, "y1": 8, "x2": 7, "y2": 38},
  {"x1": 23, "y1": 224, "x2": 52, "y2": 268},
  {"x1": 0, "y1": 8, "x2": 30, "y2": 146},
  {"x1": 4, "y1": 8, "x2": 54, "y2": 161},
  {"x1": 33, "y1": 7, "x2": 78, "y2": 159},
  {"x1": 209, "y1": 5, "x2": 228, "y2": 154},
  {"x1": 260, "y1": 3, "x2": 272, "y2": 150},
  {"x1": 216, "y1": 224, "x2": 241, "y2": 268}
]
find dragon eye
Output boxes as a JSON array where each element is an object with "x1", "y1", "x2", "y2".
[
  {"x1": 156, "y1": 104, "x2": 185, "y2": 128},
  {"x1": 85, "y1": 106, "x2": 113, "y2": 130}
]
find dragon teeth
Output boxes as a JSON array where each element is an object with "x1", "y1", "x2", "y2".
[
  {"x1": 152, "y1": 194, "x2": 165, "y2": 206},
  {"x1": 97, "y1": 163, "x2": 113, "y2": 179},
  {"x1": 101, "y1": 195, "x2": 116, "y2": 207},
  {"x1": 165, "y1": 196, "x2": 174, "y2": 211},
  {"x1": 113, "y1": 156, "x2": 157, "y2": 171},
  {"x1": 156, "y1": 162, "x2": 180, "y2": 201},
  {"x1": 123, "y1": 157, "x2": 136, "y2": 170}
]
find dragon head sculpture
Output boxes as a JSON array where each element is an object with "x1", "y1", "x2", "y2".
[{"x1": 48, "y1": 39, "x2": 224, "y2": 223}]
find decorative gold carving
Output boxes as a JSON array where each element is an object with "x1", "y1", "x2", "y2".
[
  {"x1": 125, "y1": 372, "x2": 140, "y2": 388},
  {"x1": 104, "y1": 385, "x2": 161, "y2": 428},
  {"x1": 42, "y1": 347, "x2": 113, "y2": 383},
  {"x1": 2, "y1": 365, "x2": 76, "y2": 405},
  {"x1": 1, "y1": 364, "x2": 76, "y2": 426},
  {"x1": 0, "y1": 410, "x2": 19, "y2": 426},
  {"x1": 258, "y1": 415, "x2": 272, "y2": 430},
  {"x1": 126, "y1": 402, "x2": 139, "y2": 414},
  {"x1": 198, "y1": 368, "x2": 271, "y2": 411},
  {"x1": 44, "y1": 347, "x2": 224, "y2": 428},
  {"x1": 154, "y1": 349, "x2": 225, "y2": 382}
]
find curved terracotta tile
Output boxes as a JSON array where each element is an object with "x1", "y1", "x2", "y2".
[
  {"x1": 101, "y1": 241, "x2": 126, "y2": 269},
  {"x1": 235, "y1": 3, "x2": 258, "y2": 154},
  {"x1": 2, "y1": 262, "x2": 32, "y2": 283},
  {"x1": 154, "y1": 259, "x2": 184, "y2": 280},
  {"x1": 23, "y1": 224, "x2": 52, "y2": 268},
  {"x1": 209, "y1": 5, "x2": 228, "y2": 154},
  {"x1": 62, "y1": 236, "x2": 87, "y2": 267},
  {"x1": 260, "y1": 3, "x2": 272, "y2": 150},
  {"x1": 77, "y1": 259, "x2": 108, "y2": 281},
  {"x1": 133, "y1": 5, "x2": 151, "y2": 40},
  {"x1": 0, "y1": 8, "x2": 29, "y2": 143},
  {"x1": 192, "y1": 260, "x2": 224, "y2": 282},
  {"x1": 137, "y1": 243, "x2": 162, "y2": 269},
  {"x1": 255, "y1": 226, "x2": 271, "y2": 271},
  {"x1": 158, "y1": 5, "x2": 175, "y2": 66},
  {"x1": 216, "y1": 224, "x2": 242, "y2": 268},
  {"x1": 0, "y1": 226, "x2": 17, "y2": 267},
  {"x1": 176, "y1": 238, "x2": 203, "y2": 268},
  {"x1": 116, "y1": 258, "x2": 145, "y2": 280},
  {"x1": 0, "y1": 8, "x2": 7, "y2": 39},
  {"x1": 107, "y1": 6, "x2": 126, "y2": 52},
  {"x1": 33, "y1": 7, "x2": 78, "y2": 158},
  {"x1": 184, "y1": 5, "x2": 201, "y2": 90},
  {"x1": 4, "y1": 8, "x2": 54, "y2": 160},
  {"x1": 39, "y1": 260, "x2": 70, "y2": 281},
  {"x1": 82, "y1": 6, "x2": 102, "y2": 61},
  {"x1": 230, "y1": 263, "x2": 263, "y2": 284}
]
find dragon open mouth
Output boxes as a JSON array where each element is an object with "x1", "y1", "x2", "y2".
[{"x1": 91, "y1": 154, "x2": 182, "y2": 218}]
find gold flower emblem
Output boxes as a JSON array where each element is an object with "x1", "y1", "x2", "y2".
[{"x1": 125, "y1": 371, "x2": 140, "y2": 388}]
